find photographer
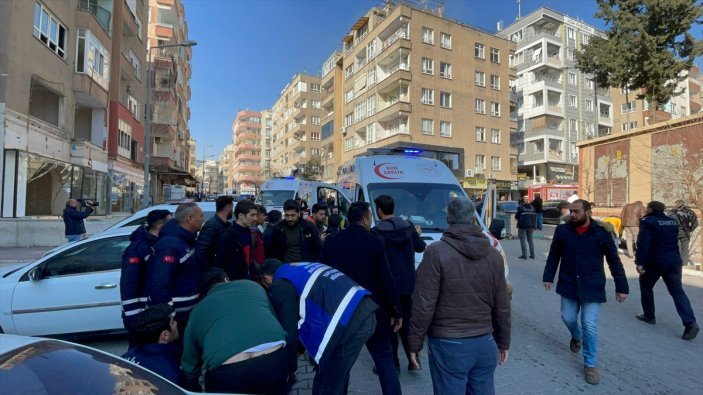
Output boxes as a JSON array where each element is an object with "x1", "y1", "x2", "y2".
[{"x1": 62, "y1": 198, "x2": 95, "y2": 243}]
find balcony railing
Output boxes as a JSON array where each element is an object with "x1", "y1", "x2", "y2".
[{"x1": 78, "y1": 0, "x2": 111, "y2": 33}]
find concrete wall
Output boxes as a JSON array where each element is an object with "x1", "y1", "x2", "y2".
[{"x1": 0, "y1": 215, "x2": 127, "y2": 247}]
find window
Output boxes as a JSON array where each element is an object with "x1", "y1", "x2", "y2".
[
  {"x1": 475, "y1": 71, "x2": 485, "y2": 87},
  {"x1": 344, "y1": 113, "x2": 353, "y2": 127},
  {"x1": 367, "y1": 69, "x2": 376, "y2": 87},
  {"x1": 585, "y1": 98, "x2": 593, "y2": 111},
  {"x1": 568, "y1": 72, "x2": 577, "y2": 85},
  {"x1": 421, "y1": 118, "x2": 434, "y2": 135},
  {"x1": 567, "y1": 27, "x2": 576, "y2": 40},
  {"x1": 422, "y1": 57, "x2": 434, "y2": 74},
  {"x1": 367, "y1": 96, "x2": 376, "y2": 116},
  {"x1": 490, "y1": 48, "x2": 500, "y2": 63},
  {"x1": 439, "y1": 121, "x2": 451, "y2": 137},
  {"x1": 128, "y1": 95, "x2": 139, "y2": 119},
  {"x1": 439, "y1": 92, "x2": 452, "y2": 108},
  {"x1": 75, "y1": 29, "x2": 110, "y2": 89},
  {"x1": 490, "y1": 102, "x2": 500, "y2": 117},
  {"x1": 354, "y1": 101, "x2": 367, "y2": 122},
  {"x1": 621, "y1": 102, "x2": 637, "y2": 113},
  {"x1": 344, "y1": 137, "x2": 353, "y2": 151},
  {"x1": 475, "y1": 99, "x2": 486, "y2": 114},
  {"x1": 475, "y1": 127, "x2": 486, "y2": 142},
  {"x1": 585, "y1": 78, "x2": 595, "y2": 90},
  {"x1": 475, "y1": 155, "x2": 485, "y2": 170},
  {"x1": 311, "y1": 100, "x2": 321, "y2": 109},
  {"x1": 41, "y1": 236, "x2": 130, "y2": 277},
  {"x1": 621, "y1": 121, "x2": 638, "y2": 131},
  {"x1": 345, "y1": 65, "x2": 353, "y2": 80},
  {"x1": 422, "y1": 26, "x2": 434, "y2": 44},
  {"x1": 567, "y1": 48, "x2": 575, "y2": 61},
  {"x1": 569, "y1": 95, "x2": 577, "y2": 107},
  {"x1": 581, "y1": 33, "x2": 590, "y2": 45},
  {"x1": 33, "y1": 2, "x2": 67, "y2": 58},
  {"x1": 366, "y1": 123, "x2": 376, "y2": 144},
  {"x1": 490, "y1": 75, "x2": 500, "y2": 90},
  {"x1": 491, "y1": 129, "x2": 501, "y2": 144},
  {"x1": 118, "y1": 119, "x2": 132, "y2": 158},
  {"x1": 311, "y1": 83, "x2": 321, "y2": 92},
  {"x1": 345, "y1": 89, "x2": 354, "y2": 103},
  {"x1": 475, "y1": 43, "x2": 485, "y2": 59},
  {"x1": 491, "y1": 156, "x2": 502, "y2": 171},
  {"x1": 311, "y1": 116, "x2": 321, "y2": 125},
  {"x1": 569, "y1": 118, "x2": 579, "y2": 132},
  {"x1": 440, "y1": 32, "x2": 452, "y2": 49},
  {"x1": 310, "y1": 132, "x2": 321, "y2": 141},
  {"x1": 440, "y1": 62, "x2": 452, "y2": 79},
  {"x1": 421, "y1": 88, "x2": 434, "y2": 105}
]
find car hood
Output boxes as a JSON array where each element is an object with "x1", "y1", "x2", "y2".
[{"x1": 0, "y1": 262, "x2": 31, "y2": 278}]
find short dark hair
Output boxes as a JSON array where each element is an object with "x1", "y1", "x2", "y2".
[
  {"x1": 216, "y1": 195, "x2": 235, "y2": 212},
  {"x1": 146, "y1": 209, "x2": 171, "y2": 230},
  {"x1": 374, "y1": 195, "x2": 394, "y2": 216},
  {"x1": 328, "y1": 214, "x2": 343, "y2": 230},
  {"x1": 557, "y1": 201, "x2": 570, "y2": 210},
  {"x1": 311, "y1": 203, "x2": 327, "y2": 214},
  {"x1": 130, "y1": 304, "x2": 174, "y2": 345},
  {"x1": 348, "y1": 201, "x2": 371, "y2": 224},
  {"x1": 267, "y1": 209, "x2": 282, "y2": 224},
  {"x1": 647, "y1": 201, "x2": 666, "y2": 213},
  {"x1": 234, "y1": 199, "x2": 258, "y2": 219},
  {"x1": 200, "y1": 267, "x2": 229, "y2": 296},
  {"x1": 283, "y1": 199, "x2": 300, "y2": 212},
  {"x1": 258, "y1": 258, "x2": 284, "y2": 277},
  {"x1": 256, "y1": 204, "x2": 267, "y2": 214},
  {"x1": 572, "y1": 199, "x2": 592, "y2": 211}
]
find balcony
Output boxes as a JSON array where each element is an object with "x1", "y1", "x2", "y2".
[
  {"x1": 78, "y1": 0, "x2": 111, "y2": 34},
  {"x1": 321, "y1": 93, "x2": 334, "y2": 110},
  {"x1": 152, "y1": 123, "x2": 176, "y2": 140},
  {"x1": 70, "y1": 139, "x2": 109, "y2": 171},
  {"x1": 520, "y1": 151, "x2": 547, "y2": 164},
  {"x1": 235, "y1": 132, "x2": 260, "y2": 143},
  {"x1": 74, "y1": 73, "x2": 109, "y2": 108},
  {"x1": 525, "y1": 30, "x2": 561, "y2": 44},
  {"x1": 232, "y1": 164, "x2": 260, "y2": 172},
  {"x1": 375, "y1": 101, "x2": 412, "y2": 123},
  {"x1": 376, "y1": 68, "x2": 411, "y2": 94},
  {"x1": 237, "y1": 153, "x2": 261, "y2": 161},
  {"x1": 151, "y1": 156, "x2": 175, "y2": 172}
]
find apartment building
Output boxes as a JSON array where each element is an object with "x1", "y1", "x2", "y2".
[
  {"x1": 0, "y1": 0, "x2": 145, "y2": 217},
  {"x1": 260, "y1": 110, "x2": 273, "y2": 180},
  {"x1": 320, "y1": 51, "x2": 343, "y2": 183},
  {"x1": 336, "y1": 2, "x2": 515, "y2": 191},
  {"x1": 220, "y1": 143, "x2": 233, "y2": 190},
  {"x1": 270, "y1": 74, "x2": 326, "y2": 179},
  {"x1": 497, "y1": 7, "x2": 614, "y2": 186},
  {"x1": 146, "y1": 0, "x2": 194, "y2": 203},
  {"x1": 231, "y1": 110, "x2": 262, "y2": 194},
  {"x1": 187, "y1": 138, "x2": 196, "y2": 175}
]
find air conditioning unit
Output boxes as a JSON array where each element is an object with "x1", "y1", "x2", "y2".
[
  {"x1": 340, "y1": 127, "x2": 347, "y2": 135},
  {"x1": 465, "y1": 169, "x2": 474, "y2": 177}
]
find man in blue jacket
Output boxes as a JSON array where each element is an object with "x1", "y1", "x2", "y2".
[
  {"x1": 62, "y1": 199, "x2": 94, "y2": 242},
  {"x1": 635, "y1": 201, "x2": 699, "y2": 340},
  {"x1": 260, "y1": 260, "x2": 378, "y2": 394},
  {"x1": 120, "y1": 209, "x2": 171, "y2": 346},
  {"x1": 147, "y1": 203, "x2": 204, "y2": 338},
  {"x1": 543, "y1": 200, "x2": 629, "y2": 385}
]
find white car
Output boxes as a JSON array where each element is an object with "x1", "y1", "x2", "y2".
[
  {"x1": 0, "y1": 227, "x2": 136, "y2": 336},
  {"x1": 107, "y1": 201, "x2": 217, "y2": 230}
]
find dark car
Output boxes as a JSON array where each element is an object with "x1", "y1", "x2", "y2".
[
  {"x1": 543, "y1": 200, "x2": 569, "y2": 225},
  {"x1": 496, "y1": 201, "x2": 519, "y2": 214}
]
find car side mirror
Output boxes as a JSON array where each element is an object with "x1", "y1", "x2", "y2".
[{"x1": 28, "y1": 266, "x2": 43, "y2": 281}]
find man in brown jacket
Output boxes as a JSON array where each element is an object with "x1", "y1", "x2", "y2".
[
  {"x1": 408, "y1": 196, "x2": 511, "y2": 394},
  {"x1": 621, "y1": 201, "x2": 645, "y2": 258}
]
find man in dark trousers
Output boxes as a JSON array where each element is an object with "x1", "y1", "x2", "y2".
[
  {"x1": 62, "y1": 198, "x2": 95, "y2": 243},
  {"x1": 260, "y1": 260, "x2": 378, "y2": 394},
  {"x1": 372, "y1": 194, "x2": 426, "y2": 372},
  {"x1": 323, "y1": 201, "x2": 403, "y2": 395},
  {"x1": 268, "y1": 199, "x2": 322, "y2": 262},
  {"x1": 196, "y1": 195, "x2": 233, "y2": 269},
  {"x1": 533, "y1": 192, "x2": 544, "y2": 230},
  {"x1": 121, "y1": 209, "x2": 171, "y2": 346},
  {"x1": 147, "y1": 203, "x2": 204, "y2": 339},
  {"x1": 213, "y1": 199, "x2": 258, "y2": 280},
  {"x1": 620, "y1": 201, "x2": 645, "y2": 258},
  {"x1": 635, "y1": 201, "x2": 699, "y2": 340}
]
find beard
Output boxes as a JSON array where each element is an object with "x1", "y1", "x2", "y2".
[{"x1": 570, "y1": 216, "x2": 588, "y2": 227}]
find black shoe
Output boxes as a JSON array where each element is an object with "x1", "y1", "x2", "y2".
[
  {"x1": 683, "y1": 322, "x2": 700, "y2": 340},
  {"x1": 529, "y1": 256, "x2": 535, "y2": 259},
  {"x1": 518, "y1": 256, "x2": 527, "y2": 260},
  {"x1": 636, "y1": 314, "x2": 656, "y2": 325},
  {"x1": 569, "y1": 338, "x2": 582, "y2": 353}
]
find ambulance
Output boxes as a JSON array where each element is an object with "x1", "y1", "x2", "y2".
[{"x1": 256, "y1": 178, "x2": 351, "y2": 216}]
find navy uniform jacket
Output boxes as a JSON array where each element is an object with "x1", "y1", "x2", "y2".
[
  {"x1": 120, "y1": 226, "x2": 157, "y2": 322},
  {"x1": 122, "y1": 343, "x2": 183, "y2": 385},
  {"x1": 636, "y1": 211, "x2": 682, "y2": 269},
  {"x1": 62, "y1": 206, "x2": 93, "y2": 235}
]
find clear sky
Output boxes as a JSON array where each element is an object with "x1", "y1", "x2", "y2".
[{"x1": 182, "y1": 0, "x2": 702, "y2": 158}]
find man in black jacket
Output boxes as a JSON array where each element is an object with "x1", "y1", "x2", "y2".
[
  {"x1": 323, "y1": 201, "x2": 402, "y2": 395},
  {"x1": 62, "y1": 199, "x2": 94, "y2": 242},
  {"x1": 635, "y1": 201, "x2": 699, "y2": 340},
  {"x1": 533, "y1": 192, "x2": 544, "y2": 230},
  {"x1": 213, "y1": 199, "x2": 258, "y2": 280},
  {"x1": 267, "y1": 199, "x2": 322, "y2": 262},
  {"x1": 196, "y1": 195, "x2": 233, "y2": 269},
  {"x1": 372, "y1": 194, "x2": 425, "y2": 372}
]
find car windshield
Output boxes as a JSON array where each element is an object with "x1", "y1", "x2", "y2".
[
  {"x1": 367, "y1": 183, "x2": 464, "y2": 232},
  {"x1": 0, "y1": 340, "x2": 184, "y2": 395},
  {"x1": 257, "y1": 190, "x2": 295, "y2": 206}
]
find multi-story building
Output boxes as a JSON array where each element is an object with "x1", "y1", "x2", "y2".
[
  {"x1": 0, "y1": 0, "x2": 141, "y2": 217},
  {"x1": 146, "y1": 0, "x2": 194, "y2": 203},
  {"x1": 497, "y1": 7, "x2": 614, "y2": 186},
  {"x1": 320, "y1": 51, "x2": 343, "y2": 183},
  {"x1": 260, "y1": 110, "x2": 273, "y2": 179},
  {"x1": 220, "y1": 144, "x2": 234, "y2": 190},
  {"x1": 270, "y1": 74, "x2": 326, "y2": 179},
  {"x1": 187, "y1": 138, "x2": 197, "y2": 175},
  {"x1": 231, "y1": 110, "x2": 262, "y2": 194},
  {"x1": 335, "y1": 2, "x2": 516, "y2": 193}
]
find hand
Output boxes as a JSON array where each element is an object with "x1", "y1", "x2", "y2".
[
  {"x1": 414, "y1": 225, "x2": 422, "y2": 235},
  {"x1": 391, "y1": 317, "x2": 403, "y2": 333},
  {"x1": 320, "y1": 233, "x2": 328, "y2": 242},
  {"x1": 616, "y1": 293, "x2": 628, "y2": 303},
  {"x1": 636, "y1": 265, "x2": 645, "y2": 275},
  {"x1": 543, "y1": 282, "x2": 552, "y2": 291},
  {"x1": 409, "y1": 351, "x2": 422, "y2": 369},
  {"x1": 498, "y1": 349, "x2": 509, "y2": 365}
]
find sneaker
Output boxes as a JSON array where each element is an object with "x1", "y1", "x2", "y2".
[
  {"x1": 529, "y1": 255, "x2": 535, "y2": 259},
  {"x1": 636, "y1": 314, "x2": 656, "y2": 325},
  {"x1": 584, "y1": 367, "x2": 600, "y2": 385},
  {"x1": 569, "y1": 338, "x2": 582, "y2": 353},
  {"x1": 683, "y1": 322, "x2": 700, "y2": 340}
]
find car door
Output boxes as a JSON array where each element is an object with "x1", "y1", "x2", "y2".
[{"x1": 10, "y1": 235, "x2": 130, "y2": 336}]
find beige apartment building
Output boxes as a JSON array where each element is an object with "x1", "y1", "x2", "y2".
[
  {"x1": 319, "y1": 51, "x2": 344, "y2": 183},
  {"x1": 220, "y1": 143, "x2": 233, "y2": 190},
  {"x1": 332, "y1": 2, "x2": 516, "y2": 192},
  {"x1": 146, "y1": 0, "x2": 194, "y2": 203},
  {"x1": 231, "y1": 110, "x2": 262, "y2": 194},
  {"x1": 270, "y1": 74, "x2": 326, "y2": 179},
  {"x1": 260, "y1": 110, "x2": 273, "y2": 180}
]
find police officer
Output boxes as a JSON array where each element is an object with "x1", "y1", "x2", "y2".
[{"x1": 635, "y1": 201, "x2": 699, "y2": 340}]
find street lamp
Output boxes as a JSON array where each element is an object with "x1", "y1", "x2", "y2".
[
  {"x1": 142, "y1": 40, "x2": 197, "y2": 208},
  {"x1": 200, "y1": 144, "x2": 214, "y2": 199}
]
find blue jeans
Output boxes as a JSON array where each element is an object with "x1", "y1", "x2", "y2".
[
  {"x1": 536, "y1": 213, "x2": 543, "y2": 230},
  {"x1": 518, "y1": 229, "x2": 534, "y2": 258},
  {"x1": 66, "y1": 234, "x2": 81, "y2": 243},
  {"x1": 428, "y1": 335, "x2": 498, "y2": 395},
  {"x1": 560, "y1": 297, "x2": 601, "y2": 367}
]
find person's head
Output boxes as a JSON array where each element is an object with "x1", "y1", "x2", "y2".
[
  {"x1": 572, "y1": 190, "x2": 578, "y2": 195},
  {"x1": 569, "y1": 199, "x2": 592, "y2": 227},
  {"x1": 258, "y1": 258, "x2": 284, "y2": 290},
  {"x1": 200, "y1": 267, "x2": 230, "y2": 296},
  {"x1": 234, "y1": 199, "x2": 259, "y2": 227},
  {"x1": 327, "y1": 213, "x2": 343, "y2": 231},
  {"x1": 130, "y1": 304, "x2": 178, "y2": 346},
  {"x1": 557, "y1": 201, "x2": 570, "y2": 215},
  {"x1": 534, "y1": 192, "x2": 541, "y2": 198},
  {"x1": 255, "y1": 204, "x2": 267, "y2": 226},
  {"x1": 646, "y1": 201, "x2": 666, "y2": 215},
  {"x1": 310, "y1": 203, "x2": 327, "y2": 224},
  {"x1": 348, "y1": 201, "x2": 372, "y2": 229},
  {"x1": 215, "y1": 195, "x2": 235, "y2": 220},
  {"x1": 146, "y1": 209, "x2": 172, "y2": 235},
  {"x1": 374, "y1": 195, "x2": 395, "y2": 218},
  {"x1": 674, "y1": 199, "x2": 686, "y2": 209},
  {"x1": 66, "y1": 199, "x2": 79, "y2": 208},
  {"x1": 522, "y1": 195, "x2": 530, "y2": 204},
  {"x1": 447, "y1": 197, "x2": 475, "y2": 225},
  {"x1": 175, "y1": 203, "x2": 205, "y2": 232},
  {"x1": 267, "y1": 209, "x2": 282, "y2": 225},
  {"x1": 283, "y1": 199, "x2": 301, "y2": 227}
]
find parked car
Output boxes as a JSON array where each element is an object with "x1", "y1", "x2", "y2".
[
  {"x1": 543, "y1": 200, "x2": 569, "y2": 225},
  {"x1": 107, "y1": 202, "x2": 217, "y2": 230},
  {"x1": 496, "y1": 200, "x2": 519, "y2": 214},
  {"x1": 0, "y1": 334, "x2": 214, "y2": 394},
  {"x1": 0, "y1": 227, "x2": 137, "y2": 336}
]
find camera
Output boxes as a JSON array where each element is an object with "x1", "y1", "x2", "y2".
[{"x1": 78, "y1": 198, "x2": 99, "y2": 207}]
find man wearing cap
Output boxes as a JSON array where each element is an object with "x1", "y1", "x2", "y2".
[{"x1": 121, "y1": 209, "x2": 171, "y2": 346}]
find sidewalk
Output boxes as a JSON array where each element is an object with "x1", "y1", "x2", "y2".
[{"x1": 0, "y1": 246, "x2": 50, "y2": 263}]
